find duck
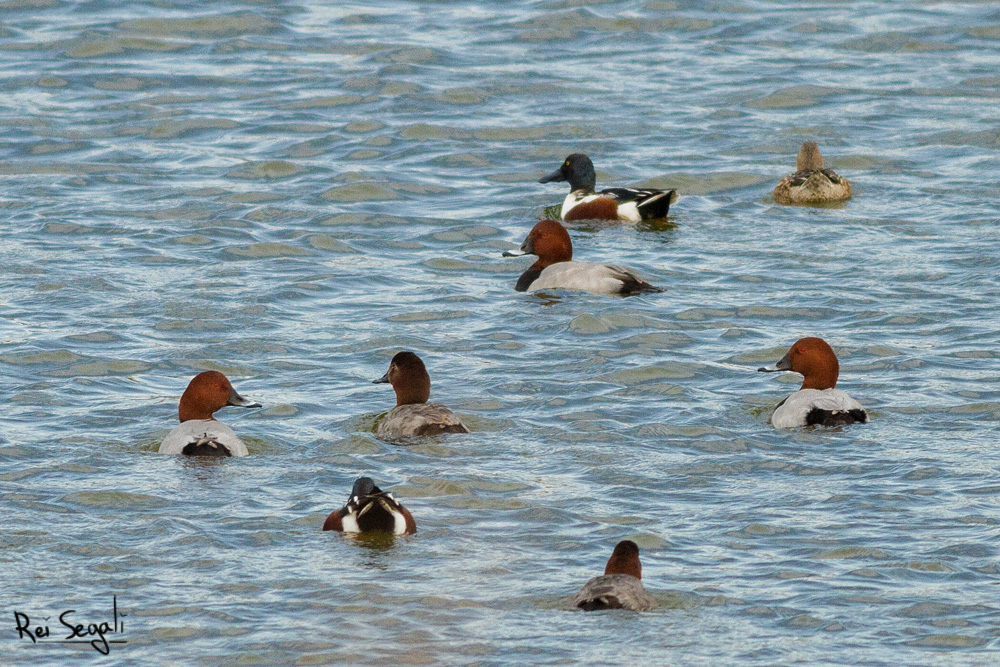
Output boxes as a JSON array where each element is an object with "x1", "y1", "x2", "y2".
[
  {"x1": 539, "y1": 153, "x2": 678, "y2": 222},
  {"x1": 773, "y1": 142, "x2": 852, "y2": 205},
  {"x1": 323, "y1": 476, "x2": 416, "y2": 535},
  {"x1": 503, "y1": 219, "x2": 661, "y2": 295},
  {"x1": 572, "y1": 540, "x2": 657, "y2": 612},
  {"x1": 373, "y1": 351, "x2": 469, "y2": 438},
  {"x1": 757, "y1": 337, "x2": 868, "y2": 428},
  {"x1": 158, "y1": 370, "x2": 261, "y2": 456}
]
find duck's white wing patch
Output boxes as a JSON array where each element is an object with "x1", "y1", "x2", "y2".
[
  {"x1": 158, "y1": 419, "x2": 250, "y2": 456},
  {"x1": 561, "y1": 192, "x2": 597, "y2": 218},
  {"x1": 772, "y1": 389, "x2": 865, "y2": 428},
  {"x1": 614, "y1": 201, "x2": 641, "y2": 222},
  {"x1": 393, "y1": 511, "x2": 407, "y2": 535},
  {"x1": 340, "y1": 514, "x2": 360, "y2": 533}
]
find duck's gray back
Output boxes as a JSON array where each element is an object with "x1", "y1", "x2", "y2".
[
  {"x1": 376, "y1": 403, "x2": 468, "y2": 437},
  {"x1": 571, "y1": 574, "x2": 656, "y2": 611}
]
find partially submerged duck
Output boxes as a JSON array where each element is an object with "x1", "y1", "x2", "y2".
[
  {"x1": 758, "y1": 337, "x2": 868, "y2": 428},
  {"x1": 503, "y1": 219, "x2": 661, "y2": 295},
  {"x1": 773, "y1": 142, "x2": 851, "y2": 205},
  {"x1": 323, "y1": 476, "x2": 416, "y2": 535},
  {"x1": 158, "y1": 371, "x2": 260, "y2": 457},
  {"x1": 572, "y1": 540, "x2": 656, "y2": 612},
  {"x1": 539, "y1": 153, "x2": 678, "y2": 222},
  {"x1": 373, "y1": 351, "x2": 468, "y2": 437}
]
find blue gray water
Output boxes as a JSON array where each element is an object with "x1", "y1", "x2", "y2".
[{"x1": 3, "y1": 0, "x2": 1000, "y2": 664}]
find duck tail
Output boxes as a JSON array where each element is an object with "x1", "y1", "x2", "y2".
[
  {"x1": 619, "y1": 275, "x2": 664, "y2": 295},
  {"x1": 636, "y1": 189, "x2": 678, "y2": 219}
]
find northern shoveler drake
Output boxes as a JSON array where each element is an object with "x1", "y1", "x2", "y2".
[
  {"x1": 773, "y1": 142, "x2": 852, "y2": 205},
  {"x1": 758, "y1": 337, "x2": 868, "y2": 428},
  {"x1": 323, "y1": 476, "x2": 416, "y2": 535},
  {"x1": 373, "y1": 351, "x2": 468, "y2": 437},
  {"x1": 572, "y1": 540, "x2": 656, "y2": 611},
  {"x1": 158, "y1": 370, "x2": 261, "y2": 457},
  {"x1": 539, "y1": 153, "x2": 678, "y2": 222},
  {"x1": 503, "y1": 219, "x2": 662, "y2": 295}
]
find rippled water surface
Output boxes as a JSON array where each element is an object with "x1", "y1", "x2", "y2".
[{"x1": 3, "y1": 0, "x2": 1000, "y2": 664}]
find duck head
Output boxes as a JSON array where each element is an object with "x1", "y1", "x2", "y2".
[
  {"x1": 502, "y1": 219, "x2": 573, "y2": 269},
  {"x1": 539, "y1": 153, "x2": 597, "y2": 192},
  {"x1": 758, "y1": 336, "x2": 840, "y2": 390},
  {"x1": 178, "y1": 370, "x2": 260, "y2": 422},
  {"x1": 604, "y1": 540, "x2": 643, "y2": 579},
  {"x1": 796, "y1": 142, "x2": 824, "y2": 171},
  {"x1": 374, "y1": 351, "x2": 431, "y2": 406}
]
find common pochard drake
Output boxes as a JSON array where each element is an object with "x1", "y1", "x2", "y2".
[
  {"x1": 773, "y1": 142, "x2": 852, "y2": 205},
  {"x1": 373, "y1": 351, "x2": 468, "y2": 438},
  {"x1": 540, "y1": 153, "x2": 678, "y2": 222},
  {"x1": 158, "y1": 370, "x2": 260, "y2": 456},
  {"x1": 758, "y1": 337, "x2": 868, "y2": 428},
  {"x1": 323, "y1": 476, "x2": 416, "y2": 535},
  {"x1": 503, "y1": 219, "x2": 661, "y2": 295},
  {"x1": 572, "y1": 540, "x2": 656, "y2": 612}
]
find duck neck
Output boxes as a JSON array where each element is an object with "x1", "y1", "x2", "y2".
[
  {"x1": 605, "y1": 553, "x2": 641, "y2": 579},
  {"x1": 528, "y1": 256, "x2": 564, "y2": 272},
  {"x1": 394, "y1": 377, "x2": 430, "y2": 406},
  {"x1": 800, "y1": 370, "x2": 837, "y2": 391},
  {"x1": 178, "y1": 396, "x2": 216, "y2": 422}
]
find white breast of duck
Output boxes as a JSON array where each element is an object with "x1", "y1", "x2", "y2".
[
  {"x1": 572, "y1": 574, "x2": 656, "y2": 612},
  {"x1": 772, "y1": 388, "x2": 868, "y2": 429},
  {"x1": 376, "y1": 403, "x2": 468, "y2": 438},
  {"x1": 528, "y1": 260, "x2": 659, "y2": 296},
  {"x1": 158, "y1": 420, "x2": 249, "y2": 457}
]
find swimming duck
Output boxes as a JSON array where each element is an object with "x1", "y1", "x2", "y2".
[
  {"x1": 158, "y1": 370, "x2": 261, "y2": 456},
  {"x1": 773, "y1": 142, "x2": 851, "y2": 205},
  {"x1": 572, "y1": 540, "x2": 656, "y2": 612},
  {"x1": 503, "y1": 219, "x2": 661, "y2": 295},
  {"x1": 757, "y1": 337, "x2": 868, "y2": 428},
  {"x1": 323, "y1": 476, "x2": 416, "y2": 535},
  {"x1": 539, "y1": 153, "x2": 678, "y2": 222},
  {"x1": 373, "y1": 351, "x2": 468, "y2": 437}
]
